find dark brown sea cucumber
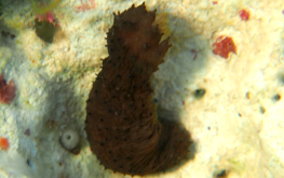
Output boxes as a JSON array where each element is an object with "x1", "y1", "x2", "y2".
[{"x1": 85, "y1": 3, "x2": 192, "y2": 175}]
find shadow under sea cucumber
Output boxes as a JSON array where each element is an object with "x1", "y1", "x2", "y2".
[{"x1": 85, "y1": 3, "x2": 193, "y2": 175}]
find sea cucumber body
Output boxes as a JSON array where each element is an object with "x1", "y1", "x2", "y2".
[{"x1": 85, "y1": 4, "x2": 191, "y2": 175}]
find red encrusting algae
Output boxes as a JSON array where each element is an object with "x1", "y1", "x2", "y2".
[
  {"x1": 239, "y1": 9, "x2": 250, "y2": 21},
  {"x1": 213, "y1": 36, "x2": 236, "y2": 59},
  {"x1": 75, "y1": 0, "x2": 96, "y2": 12},
  {"x1": 0, "y1": 75, "x2": 16, "y2": 104},
  {"x1": 0, "y1": 137, "x2": 9, "y2": 150},
  {"x1": 212, "y1": 1, "x2": 218, "y2": 5}
]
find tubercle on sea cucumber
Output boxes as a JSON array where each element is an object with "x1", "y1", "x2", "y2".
[{"x1": 85, "y1": 3, "x2": 192, "y2": 175}]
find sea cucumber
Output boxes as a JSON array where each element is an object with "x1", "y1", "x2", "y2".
[{"x1": 85, "y1": 3, "x2": 192, "y2": 175}]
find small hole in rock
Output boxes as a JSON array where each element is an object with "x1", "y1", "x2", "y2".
[
  {"x1": 214, "y1": 169, "x2": 229, "y2": 178},
  {"x1": 193, "y1": 88, "x2": 206, "y2": 99},
  {"x1": 260, "y1": 106, "x2": 266, "y2": 114},
  {"x1": 272, "y1": 94, "x2": 281, "y2": 102}
]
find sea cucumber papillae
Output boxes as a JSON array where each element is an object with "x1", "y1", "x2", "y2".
[{"x1": 85, "y1": 3, "x2": 192, "y2": 175}]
